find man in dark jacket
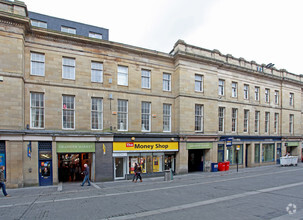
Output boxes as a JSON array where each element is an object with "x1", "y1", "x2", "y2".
[
  {"x1": 80, "y1": 164, "x2": 91, "y2": 186},
  {"x1": 132, "y1": 163, "x2": 138, "y2": 182},
  {"x1": 0, "y1": 166, "x2": 10, "y2": 197},
  {"x1": 134, "y1": 164, "x2": 142, "y2": 183}
]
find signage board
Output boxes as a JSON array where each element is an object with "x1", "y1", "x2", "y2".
[
  {"x1": 56, "y1": 142, "x2": 95, "y2": 153},
  {"x1": 186, "y1": 142, "x2": 213, "y2": 150},
  {"x1": 226, "y1": 138, "x2": 233, "y2": 147},
  {"x1": 113, "y1": 142, "x2": 178, "y2": 152}
]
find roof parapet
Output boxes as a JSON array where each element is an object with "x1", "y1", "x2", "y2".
[
  {"x1": 0, "y1": 0, "x2": 28, "y2": 17},
  {"x1": 172, "y1": 40, "x2": 301, "y2": 81}
]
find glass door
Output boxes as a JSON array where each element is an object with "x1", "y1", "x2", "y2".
[{"x1": 115, "y1": 157, "x2": 125, "y2": 179}]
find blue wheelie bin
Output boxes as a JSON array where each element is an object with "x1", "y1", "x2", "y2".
[{"x1": 211, "y1": 163, "x2": 218, "y2": 172}]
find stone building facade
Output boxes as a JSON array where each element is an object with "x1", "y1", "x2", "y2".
[{"x1": 0, "y1": 0, "x2": 302, "y2": 188}]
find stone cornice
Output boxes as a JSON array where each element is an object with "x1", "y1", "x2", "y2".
[
  {"x1": 0, "y1": 13, "x2": 30, "y2": 31},
  {"x1": 30, "y1": 28, "x2": 173, "y2": 62}
]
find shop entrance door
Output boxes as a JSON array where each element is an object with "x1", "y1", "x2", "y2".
[
  {"x1": 188, "y1": 149, "x2": 204, "y2": 172},
  {"x1": 114, "y1": 157, "x2": 125, "y2": 179},
  {"x1": 276, "y1": 144, "x2": 281, "y2": 164},
  {"x1": 39, "y1": 160, "x2": 53, "y2": 186},
  {"x1": 38, "y1": 142, "x2": 53, "y2": 186},
  {"x1": 58, "y1": 153, "x2": 92, "y2": 182}
]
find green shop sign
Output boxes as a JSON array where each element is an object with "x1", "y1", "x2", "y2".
[
  {"x1": 56, "y1": 142, "x2": 95, "y2": 153},
  {"x1": 187, "y1": 142, "x2": 213, "y2": 150},
  {"x1": 285, "y1": 142, "x2": 299, "y2": 147}
]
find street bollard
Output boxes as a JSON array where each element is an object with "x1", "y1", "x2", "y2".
[{"x1": 164, "y1": 169, "x2": 171, "y2": 181}]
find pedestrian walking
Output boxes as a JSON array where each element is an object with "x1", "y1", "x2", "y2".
[
  {"x1": 132, "y1": 163, "x2": 138, "y2": 182},
  {"x1": 134, "y1": 164, "x2": 142, "y2": 183},
  {"x1": 0, "y1": 166, "x2": 10, "y2": 197},
  {"x1": 80, "y1": 164, "x2": 91, "y2": 186}
]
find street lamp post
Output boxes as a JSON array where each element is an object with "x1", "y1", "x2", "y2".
[{"x1": 236, "y1": 145, "x2": 240, "y2": 172}]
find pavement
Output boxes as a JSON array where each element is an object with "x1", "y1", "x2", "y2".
[
  {"x1": 5, "y1": 163, "x2": 303, "y2": 197},
  {"x1": 1, "y1": 163, "x2": 303, "y2": 220}
]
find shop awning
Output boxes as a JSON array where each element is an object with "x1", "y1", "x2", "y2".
[{"x1": 187, "y1": 142, "x2": 213, "y2": 150}]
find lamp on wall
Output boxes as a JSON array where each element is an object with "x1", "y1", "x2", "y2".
[
  {"x1": 171, "y1": 138, "x2": 174, "y2": 141},
  {"x1": 131, "y1": 137, "x2": 135, "y2": 141}
]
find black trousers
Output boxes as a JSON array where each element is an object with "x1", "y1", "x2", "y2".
[{"x1": 135, "y1": 173, "x2": 142, "y2": 181}]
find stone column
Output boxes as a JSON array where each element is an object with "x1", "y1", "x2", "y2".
[
  {"x1": 6, "y1": 140, "x2": 24, "y2": 188},
  {"x1": 176, "y1": 142, "x2": 188, "y2": 174},
  {"x1": 52, "y1": 141, "x2": 58, "y2": 185},
  {"x1": 23, "y1": 141, "x2": 39, "y2": 187}
]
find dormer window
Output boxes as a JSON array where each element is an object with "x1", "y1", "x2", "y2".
[
  {"x1": 61, "y1": 26, "x2": 76, "y2": 34},
  {"x1": 89, "y1": 32, "x2": 103, "y2": 39},
  {"x1": 31, "y1": 19, "x2": 47, "y2": 28}
]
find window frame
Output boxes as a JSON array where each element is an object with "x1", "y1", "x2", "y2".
[
  {"x1": 91, "y1": 61, "x2": 103, "y2": 83},
  {"x1": 117, "y1": 99, "x2": 128, "y2": 131},
  {"x1": 163, "y1": 104, "x2": 172, "y2": 132},
  {"x1": 195, "y1": 74, "x2": 203, "y2": 92},
  {"x1": 163, "y1": 73, "x2": 171, "y2": 91},
  {"x1": 61, "y1": 26, "x2": 76, "y2": 34},
  {"x1": 62, "y1": 57, "x2": 76, "y2": 80},
  {"x1": 274, "y1": 113, "x2": 279, "y2": 134},
  {"x1": 30, "y1": 52, "x2": 45, "y2": 76},
  {"x1": 231, "y1": 82, "x2": 237, "y2": 98},
  {"x1": 218, "y1": 79, "x2": 225, "y2": 96},
  {"x1": 289, "y1": 114, "x2": 294, "y2": 134},
  {"x1": 62, "y1": 95, "x2": 75, "y2": 130},
  {"x1": 117, "y1": 65, "x2": 128, "y2": 86},
  {"x1": 244, "y1": 109, "x2": 249, "y2": 133},
  {"x1": 89, "y1": 32, "x2": 103, "y2": 39},
  {"x1": 265, "y1": 88, "x2": 270, "y2": 103},
  {"x1": 141, "y1": 69, "x2": 151, "y2": 89},
  {"x1": 289, "y1": 93, "x2": 294, "y2": 106},
  {"x1": 255, "y1": 111, "x2": 260, "y2": 133},
  {"x1": 232, "y1": 108, "x2": 238, "y2": 132},
  {"x1": 91, "y1": 97, "x2": 103, "y2": 130},
  {"x1": 31, "y1": 19, "x2": 47, "y2": 28},
  {"x1": 218, "y1": 107, "x2": 225, "y2": 132},
  {"x1": 265, "y1": 112, "x2": 270, "y2": 133},
  {"x1": 141, "y1": 102, "x2": 151, "y2": 132},
  {"x1": 274, "y1": 90, "x2": 279, "y2": 105},
  {"x1": 244, "y1": 84, "x2": 249, "y2": 100},
  {"x1": 30, "y1": 92, "x2": 45, "y2": 129},
  {"x1": 195, "y1": 104, "x2": 204, "y2": 132},
  {"x1": 255, "y1": 87, "x2": 260, "y2": 101}
]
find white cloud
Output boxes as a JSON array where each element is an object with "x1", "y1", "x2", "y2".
[{"x1": 25, "y1": 0, "x2": 303, "y2": 74}]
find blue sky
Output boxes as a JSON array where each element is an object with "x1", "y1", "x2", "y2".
[{"x1": 25, "y1": 0, "x2": 303, "y2": 74}]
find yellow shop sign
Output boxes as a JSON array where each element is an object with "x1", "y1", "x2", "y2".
[{"x1": 113, "y1": 142, "x2": 178, "y2": 152}]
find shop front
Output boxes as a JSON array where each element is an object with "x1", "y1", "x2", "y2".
[
  {"x1": 187, "y1": 142, "x2": 213, "y2": 172},
  {"x1": 219, "y1": 136, "x2": 282, "y2": 168},
  {"x1": 285, "y1": 141, "x2": 300, "y2": 157},
  {"x1": 113, "y1": 141, "x2": 178, "y2": 180},
  {"x1": 56, "y1": 142, "x2": 95, "y2": 182}
]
